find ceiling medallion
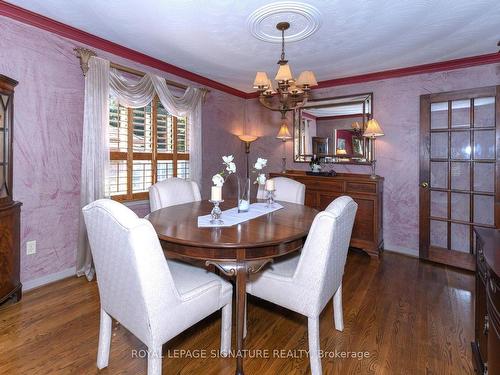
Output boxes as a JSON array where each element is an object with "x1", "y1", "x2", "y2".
[{"x1": 247, "y1": 1, "x2": 322, "y2": 43}]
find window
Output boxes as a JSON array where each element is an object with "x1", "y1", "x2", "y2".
[{"x1": 108, "y1": 95, "x2": 189, "y2": 201}]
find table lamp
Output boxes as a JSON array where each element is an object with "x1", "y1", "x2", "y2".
[
  {"x1": 362, "y1": 118, "x2": 384, "y2": 179},
  {"x1": 238, "y1": 134, "x2": 259, "y2": 178},
  {"x1": 276, "y1": 119, "x2": 292, "y2": 173}
]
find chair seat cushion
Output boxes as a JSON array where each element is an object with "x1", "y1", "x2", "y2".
[
  {"x1": 168, "y1": 260, "x2": 232, "y2": 303},
  {"x1": 247, "y1": 252, "x2": 320, "y2": 317},
  {"x1": 265, "y1": 253, "x2": 300, "y2": 278}
]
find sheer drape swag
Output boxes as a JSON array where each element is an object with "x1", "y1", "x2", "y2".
[{"x1": 77, "y1": 57, "x2": 205, "y2": 280}]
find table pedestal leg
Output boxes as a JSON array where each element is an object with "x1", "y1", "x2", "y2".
[
  {"x1": 235, "y1": 262, "x2": 246, "y2": 375},
  {"x1": 206, "y1": 258, "x2": 273, "y2": 375}
]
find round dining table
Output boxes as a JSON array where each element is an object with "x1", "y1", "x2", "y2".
[{"x1": 147, "y1": 199, "x2": 318, "y2": 375}]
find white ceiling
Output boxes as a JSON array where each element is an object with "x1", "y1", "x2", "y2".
[{"x1": 7, "y1": 0, "x2": 500, "y2": 93}]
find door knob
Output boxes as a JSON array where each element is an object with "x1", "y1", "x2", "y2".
[{"x1": 420, "y1": 182, "x2": 429, "y2": 188}]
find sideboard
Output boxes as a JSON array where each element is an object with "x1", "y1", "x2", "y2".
[
  {"x1": 270, "y1": 171, "x2": 384, "y2": 258},
  {"x1": 472, "y1": 227, "x2": 500, "y2": 375}
]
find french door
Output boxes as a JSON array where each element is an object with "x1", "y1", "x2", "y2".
[{"x1": 419, "y1": 86, "x2": 499, "y2": 271}]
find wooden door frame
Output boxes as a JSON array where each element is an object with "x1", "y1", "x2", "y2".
[{"x1": 419, "y1": 85, "x2": 500, "y2": 271}]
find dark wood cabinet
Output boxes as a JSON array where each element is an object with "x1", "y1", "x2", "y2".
[
  {"x1": 472, "y1": 228, "x2": 500, "y2": 375},
  {"x1": 271, "y1": 171, "x2": 384, "y2": 258},
  {"x1": 0, "y1": 75, "x2": 22, "y2": 307}
]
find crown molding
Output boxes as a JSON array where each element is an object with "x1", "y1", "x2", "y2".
[
  {"x1": 1, "y1": 1, "x2": 499, "y2": 101},
  {"x1": 0, "y1": 1, "x2": 248, "y2": 98},
  {"x1": 316, "y1": 53, "x2": 500, "y2": 89}
]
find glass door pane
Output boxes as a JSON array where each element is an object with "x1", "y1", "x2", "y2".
[{"x1": 426, "y1": 94, "x2": 496, "y2": 257}]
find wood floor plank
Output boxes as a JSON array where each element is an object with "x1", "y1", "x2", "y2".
[{"x1": 0, "y1": 252, "x2": 475, "y2": 374}]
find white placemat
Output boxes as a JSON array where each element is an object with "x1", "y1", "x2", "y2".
[{"x1": 197, "y1": 202, "x2": 283, "y2": 228}]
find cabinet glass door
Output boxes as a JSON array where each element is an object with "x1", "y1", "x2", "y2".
[{"x1": 0, "y1": 93, "x2": 10, "y2": 199}]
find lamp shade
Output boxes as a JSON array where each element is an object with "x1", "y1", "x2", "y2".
[
  {"x1": 276, "y1": 122, "x2": 292, "y2": 140},
  {"x1": 275, "y1": 63, "x2": 293, "y2": 82},
  {"x1": 253, "y1": 72, "x2": 270, "y2": 88},
  {"x1": 296, "y1": 70, "x2": 318, "y2": 87},
  {"x1": 238, "y1": 134, "x2": 258, "y2": 143},
  {"x1": 351, "y1": 121, "x2": 361, "y2": 131},
  {"x1": 263, "y1": 78, "x2": 276, "y2": 95},
  {"x1": 336, "y1": 148, "x2": 347, "y2": 155},
  {"x1": 363, "y1": 119, "x2": 384, "y2": 138}
]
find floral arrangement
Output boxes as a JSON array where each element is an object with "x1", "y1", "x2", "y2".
[
  {"x1": 212, "y1": 155, "x2": 237, "y2": 187},
  {"x1": 210, "y1": 155, "x2": 268, "y2": 211},
  {"x1": 252, "y1": 157, "x2": 268, "y2": 185},
  {"x1": 211, "y1": 155, "x2": 268, "y2": 187}
]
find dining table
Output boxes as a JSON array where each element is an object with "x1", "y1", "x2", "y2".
[{"x1": 147, "y1": 199, "x2": 318, "y2": 375}]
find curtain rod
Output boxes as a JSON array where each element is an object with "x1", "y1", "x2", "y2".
[{"x1": 74, "y1": 47, "x2": 209, "y2": 93}]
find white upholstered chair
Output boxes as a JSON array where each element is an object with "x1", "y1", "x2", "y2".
[
  {"x1": 256, "y1": 176, "x2": 305, "y2": 204},
  {"x1": 82, "y1": 199, "x2": 232, "y2": 375},
  {"x1": 149, "y1": 177, "x2": 202, "y2": 212},
  {"x1": 246, "y1": 196, "x2": 357, "y2": 375}
]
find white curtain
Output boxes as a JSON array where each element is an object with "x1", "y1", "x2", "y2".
[
  {"x1": 108, "y1": 69, "x2": 205, "y2": 186},
  {"x1": 76, "y1": 57, "x2": 110, "y2": 280},
  {"x1": 76, "y1": 59, "x2": 206, "y2": 281}
]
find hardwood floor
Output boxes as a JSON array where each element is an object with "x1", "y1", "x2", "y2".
[{"x1": 0, "y1": 251, "x2": 475, "y2": 375}]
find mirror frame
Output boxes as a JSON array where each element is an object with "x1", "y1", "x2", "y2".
[{"x1": 293, "y1": 92, "x2": 374, "y2": 165}]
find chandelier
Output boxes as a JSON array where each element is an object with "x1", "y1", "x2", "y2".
[{"x1": 253, "y1": 22, "x2": 318, "y2": 119}]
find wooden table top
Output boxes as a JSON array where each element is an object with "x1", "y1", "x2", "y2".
[{"x1": 147, "y1": 199, "x2": 318, "y2": 249}]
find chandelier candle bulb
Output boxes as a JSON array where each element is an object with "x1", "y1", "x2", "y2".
[{"x1": 211, "y1": 186, "x2": 222, "y2": 201}]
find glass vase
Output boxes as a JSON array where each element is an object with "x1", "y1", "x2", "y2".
[{"x1": 237, "y1": 176, "x2": 251, "y2": 213}]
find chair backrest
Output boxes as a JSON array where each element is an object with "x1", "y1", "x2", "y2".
[
  {"x1": 256, "y1": 177, "x2": 305, "y2": 204},
  {"x1": 149, "y1": 177, "x2": 202, "y2": 212},
  {"x1": 82, "y1": 199, "x2": 180, "y2": 345},
  {"x1": 293, "y1": 196, "x2": 357, "y2": 315}
]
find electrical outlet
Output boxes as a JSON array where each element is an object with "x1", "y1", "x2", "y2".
[{"x1": 26, "y1": 240, "x2": 36, "y2": 255}]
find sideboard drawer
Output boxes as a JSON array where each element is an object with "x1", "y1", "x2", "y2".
[
  {"x1": 294, "y1": 178, "x2": 344, "y2": 193},
  {"x1": 346, "y1": 181, "x2": 377, "y2": 194}
]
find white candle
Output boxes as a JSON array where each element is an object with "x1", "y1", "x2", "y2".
[
  {"x1": 265, "y1": 179, "x2": 275, "y2": 191},
  {"x1": 211, "y1": 186, "x2": 222, "y2": 201}
]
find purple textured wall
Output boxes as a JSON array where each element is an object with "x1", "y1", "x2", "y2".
[
  {"x1": 245, "y1": 64, "x2": 500, "y2": 255},
  {"x1": 2, "y1": 12, "x2": 499, "y2": 282},
  {"x1": 0, "y1": 16, "x2": 245, "y2": 282}
]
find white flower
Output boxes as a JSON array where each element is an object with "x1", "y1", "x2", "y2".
[
  {"x1": 212, "y1": 174, "x2": 224, "y2": 187},
  {"x1": 254, "y1": 157, "x2": 267, "y2": 170},
  {"x1": 222, "y1": 155, "x2": 234, "y2": 164},
  {"x1": 256, "y1": 173, "x2": 266, "y2": 185},
  {"x1": 226, "y1": 161, "x2": 236, "y2": 174}
]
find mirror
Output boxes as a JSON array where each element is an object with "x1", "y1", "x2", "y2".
[{"x1": 293, "y1": 93, "x2": 373, "y2": 164}]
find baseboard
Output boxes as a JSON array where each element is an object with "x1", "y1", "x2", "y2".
[
  {"x1": 383, "y1": 245, "x2": 419, "y2": 258},
  {"x1": 22, "y1": 267, "x2": 76, "y2": 291}
]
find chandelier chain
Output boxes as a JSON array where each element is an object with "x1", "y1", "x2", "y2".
[{"x1": 280, "y1": 28, "x2": 285, "y2": 63}]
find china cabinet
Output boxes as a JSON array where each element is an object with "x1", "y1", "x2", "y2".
[{"x1": 0, "y1": 75, "x2": 22, "y2": 307}]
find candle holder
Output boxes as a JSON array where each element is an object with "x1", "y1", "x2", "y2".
[
  {"x1": 209, "y1": 200, "x2": 224, "y2": 225},
  {"x1": 265, "y1": 189, "x2": 276, "y2": 208}
]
